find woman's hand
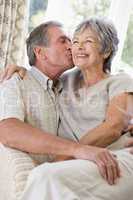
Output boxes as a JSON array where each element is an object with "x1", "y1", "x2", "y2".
[{"x1": 0, "y1": 64, "x2": 26, "y2": 82}]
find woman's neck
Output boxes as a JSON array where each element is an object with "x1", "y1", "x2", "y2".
[{"x1": 80, "y1": 67, "x2": 109, "y2": 87}]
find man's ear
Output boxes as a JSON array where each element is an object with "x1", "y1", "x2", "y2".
[{"x1": 33, "y1": 46, "x2": 46, "y2": 60}]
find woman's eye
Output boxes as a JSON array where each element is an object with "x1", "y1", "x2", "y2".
[
  {"x1": 72, "y1": 40, "x2": 78, "y2": 44},
  {"x1": 86, "y1": 40, "x2": 93, "y2": 43}
]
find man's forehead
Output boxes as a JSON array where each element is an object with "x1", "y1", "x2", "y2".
[{"x1": 48, "y1": 26, "x2": 70, "y2": 40}]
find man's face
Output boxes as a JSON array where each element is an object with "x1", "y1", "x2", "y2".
[{"x1": 44, "y1": 26, "x2": 74, "y2": 71}]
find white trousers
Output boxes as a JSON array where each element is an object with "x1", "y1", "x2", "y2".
[{"x1": 21, "y1": 149, "x2": 133, "y2": 200}]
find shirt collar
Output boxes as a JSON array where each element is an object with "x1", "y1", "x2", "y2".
[{"x1": 30, "y1": 66, "x2": 63, "y2": 92}]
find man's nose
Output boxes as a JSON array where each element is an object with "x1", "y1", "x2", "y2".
[{"x1": 66, "y1": 40, "x2": 72, "y2": 50}]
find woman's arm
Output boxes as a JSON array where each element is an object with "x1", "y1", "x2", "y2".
[
  {"x1": 80, "y1": 93, "x2": 130, "y2": 147},
  {"x1": 55, "y1": 93, "x2": 130, "y2": 161}
]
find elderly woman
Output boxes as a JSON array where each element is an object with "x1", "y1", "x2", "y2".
[
  {"x1": 58, "y1": 18, "x2": 132, "y2": 150},
  {"x1": 2, "y1": 18, "x2": 133, "y2": 200}
]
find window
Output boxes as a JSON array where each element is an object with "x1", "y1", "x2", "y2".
[
  {"x1": 71, "y1": 0, "x2": 111, "y2": 20},
  {"x1": 122, "y1": 9, "x2": 133, "y2": 68},
  {"x1": 28, "y1": 0, "x2": 133, "y2": 72},
  {"x1": 68, "y1": 0, "x2": 111, "y2": 34},
  {"x1": 29, "y1": 0, "x2": 48, "y2": 32}
]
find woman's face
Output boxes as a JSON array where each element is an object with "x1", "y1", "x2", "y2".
[{"x1": 72, "y1": 27, "x2": 105, "y2": 70}]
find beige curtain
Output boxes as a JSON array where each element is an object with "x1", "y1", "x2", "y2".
[{"x1": 0, "y1": 0, "x2": 29, "y2": 68}]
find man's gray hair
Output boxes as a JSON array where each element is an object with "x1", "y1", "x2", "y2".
[
  {"x1": 26, "y1": 21, "x2": 62, "y2": 66},
  {"x1": 74, "y1": 18, "x2": 119, "y2": 73}
]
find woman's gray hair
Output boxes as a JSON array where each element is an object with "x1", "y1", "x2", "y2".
[
  {"x1": 26, "y1": 21, "x2": 62, "y2": 66},
  {"x1": 74, "y1": 18, "x2": 119, "y2": 73}
]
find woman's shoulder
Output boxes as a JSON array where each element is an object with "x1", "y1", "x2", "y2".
[
  {"x1": 107, "y1": 72, "x2": 133, "y2": 85},
  {"x1": 111, "y1": 72, "x2": 133, "y2": 80},
  {"x1": 107, "y1": 72, "x2": 133, "y2": 99}
]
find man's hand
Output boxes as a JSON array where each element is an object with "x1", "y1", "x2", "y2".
[
  {"x1": 75, "y1": 145, "x2": 121, "y2": 185},
  {"x1": 53, "y1": 145, "x2": 120, "y2": 185},
  {"x1": 0, "y1": 64, "x2": 26, "y2": 82}
]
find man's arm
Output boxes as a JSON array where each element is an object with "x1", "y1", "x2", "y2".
[
  {"x1": 0, "y1": 118, "x2": 81, "y2": 156},
  {"x1": 0, "y1": 117, "x2": 121, "y2": 185}
]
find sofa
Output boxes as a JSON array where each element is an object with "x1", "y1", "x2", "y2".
[{"x1": 0, "y1": 143, "x2": 43, "y2": 200}]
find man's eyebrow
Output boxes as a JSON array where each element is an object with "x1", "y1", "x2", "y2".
[{"x1": 59, "y1": 35, "x2": 71, "y2": 41}]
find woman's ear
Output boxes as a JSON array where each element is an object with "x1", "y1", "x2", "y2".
[{"x1": 103, "y1": 50, "x2": 111, "y2": 59}]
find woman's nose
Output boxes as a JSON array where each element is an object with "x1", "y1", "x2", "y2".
[{"x1": 78, "y1": 42, "x2": 84, "y2": 49}]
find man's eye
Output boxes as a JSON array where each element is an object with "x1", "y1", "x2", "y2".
[{"x1": 60, "y1": 39, "x2": 66, "y2": 43}]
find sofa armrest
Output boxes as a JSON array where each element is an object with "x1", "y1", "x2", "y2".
[{"x1": 0, "y1": 143, "x2": 36, "y2": 200}]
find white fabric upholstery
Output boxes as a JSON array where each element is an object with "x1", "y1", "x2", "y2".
[{"x1": 0, "y1": 144, "x2": 37, "y2": 200}]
